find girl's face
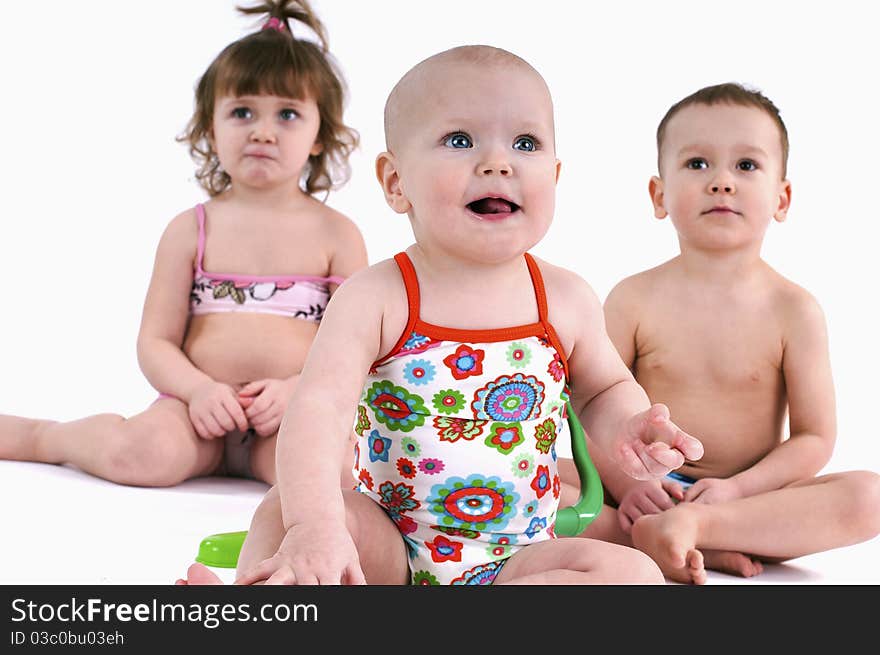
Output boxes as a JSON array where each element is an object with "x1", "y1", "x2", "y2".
[{"x1": 211, "y1": 93, "x2": 323, "y2": 192}]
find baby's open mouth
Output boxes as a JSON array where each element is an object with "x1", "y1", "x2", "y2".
[{"x1": 467, "y1": 197, "x2": 520, "y2": 215}]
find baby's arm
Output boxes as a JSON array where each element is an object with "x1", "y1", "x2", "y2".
[
  {"x1": 136, "y1": 209, "x2": 248, "y2": 435},
  {"x1": 690, "y1": 290, "x2": 836, "y2": 501},
  {"x1": 250, "y1": 266, "x2": 389, "y2": 584},
  {"x1": 558, "y1": 269, "x2": 702, "y2": 480}
]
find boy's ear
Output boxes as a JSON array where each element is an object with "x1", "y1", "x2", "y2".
[
  {"x1": 375, "y1": 151, "x2": 411, "y2": 214},
  {"x1": 774, "y1": 179, "x2": 792, "y2": 222},
  {"x1": 555, "y1": 159, "x2": 562, "y2": 184},
  {"x1": 648, "y1": 176, "x2": 668, "y2": 219}
]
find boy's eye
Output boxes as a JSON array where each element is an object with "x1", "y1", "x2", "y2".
[
  {"x1": 685, "y1": 158, "x2": 708, "y2": 170},
  {"x1": 513, "y1": 135, "x2": 538, "y2": 152},
  {"x1": 737, "y1": 159, "x2": 758, "y2": 171},
  {"x1": 444, "y1": 132, "x2": 473, "y2": 149},
  {"x1": 231, "y1": 107, "x2": 252, "y2": 119},
  {"x1": 279, "y1": 108, "x2": 299, "y2": 121}
]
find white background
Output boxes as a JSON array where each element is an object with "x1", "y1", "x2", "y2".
[{"x1": 0, "y1": 1, "x2": 878, "y2": 583}]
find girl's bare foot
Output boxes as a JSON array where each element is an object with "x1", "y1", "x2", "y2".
[
  {"x1": 631, "y1": 506, "x2": 707, "y2": 585},
  {"x1": 176, "y1": 562, "x2": 225, "y2": 585},
  {"x1": 703, "y1": 550, "x2": 763, "y2": 578}
]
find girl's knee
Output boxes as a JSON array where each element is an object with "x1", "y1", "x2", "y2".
[{"x1": 102, "y1": 419, "x2": 199, "y2": 486}]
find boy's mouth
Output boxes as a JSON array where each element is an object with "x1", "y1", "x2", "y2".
[{"x1": 466, "y1": 197, "x2": 520, "y2": 216}]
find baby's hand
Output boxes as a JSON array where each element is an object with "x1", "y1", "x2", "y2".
[
  {"x1": 188, "y1": 381, "x2": 249, "y2": 439},
  {"x1": 617, "y1": 478, "x2": 685, "y2": 533},
  {"x1": 683, "y1": 477, "x2": 741, "y2": 505},
  {"x1": 234, "y1": 519, "x2": 365, "y2": 586},
  {"x1": 613, "y1": 404, "x2": 703, "y2": 480},
  {"x1": 238, "y1": 376, "x2": 299, "y2": 437}
]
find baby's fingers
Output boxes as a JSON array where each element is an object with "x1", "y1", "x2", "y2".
[
  {"x1": 645, "y1": 442, "x2": 685, "y2": 471},
  {"x1": 670, "y1": 428, "x2": 704, "y2": 462},
  {"x1": 234, "y1": 559, "x2": 279, "y2": 586},
  {"x1": 343, "y1": 562, "x2": 367, "y2": 586}
]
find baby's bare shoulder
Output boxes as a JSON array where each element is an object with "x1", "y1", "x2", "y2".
[{"x1": 532, "y1": 257, "x2": 599, "y2": 312}]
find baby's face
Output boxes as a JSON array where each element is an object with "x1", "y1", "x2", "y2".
[
  {"x1": 653, "y1": 103, "x2": 790, "y2": 251},
  {"x1": 388, "y1": 60, "x2": 560, "y2": 265}
]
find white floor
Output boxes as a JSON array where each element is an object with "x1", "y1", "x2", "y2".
[{"x1": 1, "y1": 459, "x2": 878, "y2": 585}]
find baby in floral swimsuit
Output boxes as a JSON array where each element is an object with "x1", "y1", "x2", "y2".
[
  {"x1": 182, "y1": 45, "x2": 703, "y2": 587},
  {"x1": 353, "y1": 252, "x2": 570, "y2": 584}
]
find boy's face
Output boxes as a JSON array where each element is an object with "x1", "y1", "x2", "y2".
[
  {"x1": 377, "y1": 59, "x2": 560, "y2": 265},
  {"x1": 650, "y1": 103, "x2": 791, "y2": 252}
]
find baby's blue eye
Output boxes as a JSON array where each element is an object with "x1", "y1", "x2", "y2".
[
  {"x1": 513, "y1": 136, "x2": 537, "y2": 152},
  {"x1": 279, "y1": 108, "x2": 299, "y2": 121},
  {"x1": 444, "y1": 133, "x2": 473, "y2": 149},
  {"x1": 737, "y1": 159, "x2": 758, "y2": 171},
  {"x1": 231, "y1": 107, "x2": 252, "y2": 119},
  {"x1": 686, "y1": 158, "x2": 708, "y2": 170}
]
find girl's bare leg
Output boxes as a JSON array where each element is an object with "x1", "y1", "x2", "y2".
[{"x1": 0, "y1": 399, "x2": 223, "y2": 487}]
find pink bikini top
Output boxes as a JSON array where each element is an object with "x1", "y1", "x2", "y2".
[{"x1": 190, "y1": 204, "x2": 344, "y2": 321}]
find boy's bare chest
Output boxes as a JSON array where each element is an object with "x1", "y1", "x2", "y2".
[{"x1": 635, "y1": 302, "x2": 784, "y2": 390}]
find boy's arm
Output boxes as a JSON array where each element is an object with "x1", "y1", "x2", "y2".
[
  {"x1": 562, "y1": 271, "x2": 702, "y2": 480},
  {"x1": 711, "y1": 292, "x2": 836, "y2": 498}
]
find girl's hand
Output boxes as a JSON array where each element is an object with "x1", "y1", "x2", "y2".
[
  {"x1": 188, "y1": 381, "x2": 250, "y2": 439},
  {"x1": 234, "y1": 519, "x2": 365, "y2": 586},
  {"x1": 613, "y1": 404, "x2": 704, "y2": 480},
  {"x1": 617, "y1": 478, "x2": 685, "y2": 533},
  {"x1": 238, "y1": 376, "x2": 300, "y2": 437},
  {"x1": 683, "y1": 477, "x2": 742, "y2": 504}
]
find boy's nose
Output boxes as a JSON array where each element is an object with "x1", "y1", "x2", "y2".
[{"x1": 708, "y1": 175, "x2": 735, "y2": 194}]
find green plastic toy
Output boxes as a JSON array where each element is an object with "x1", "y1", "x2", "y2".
[{"x1": 196, "y1": 401, "x2": 603, "y2": 568}]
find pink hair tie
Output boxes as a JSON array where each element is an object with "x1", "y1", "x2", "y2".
[{"x1": 262, "y1": 17, "x2": 286, "y2": 32}]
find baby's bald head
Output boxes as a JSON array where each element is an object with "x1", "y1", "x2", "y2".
[{"x1": 383, "y1": 45, "x2": 553, "y2": 153}]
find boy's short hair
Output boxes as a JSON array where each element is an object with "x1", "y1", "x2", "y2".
[{"x1": 656, "y1": 82, "x2": 789, "y2": 177}]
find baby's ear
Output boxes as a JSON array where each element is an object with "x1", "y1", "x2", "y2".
[
  {"x1": 375, "y1": 152, "x2": 411, "y2": 214},
  {"x1": 774, "y1": 179, "x2": 792, "y2": 223},
  {"x1": 648, "y1": 176, "x2": 668, "y2": 219}
]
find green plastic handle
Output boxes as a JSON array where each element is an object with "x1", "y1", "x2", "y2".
[
  {"x1": 553, "y1": 401, "x2": 604, "y2": 537},
  {"x1": 196, "y1": 401, "x2": 602, "y2": 567}
]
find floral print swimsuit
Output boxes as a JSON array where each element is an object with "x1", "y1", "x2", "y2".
[{"x1": 352, "y1": 252, "x2": 571, "y2": 585}]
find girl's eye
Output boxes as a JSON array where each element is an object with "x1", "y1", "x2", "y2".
[
  {"x1": 444, "y1": 133, "x2": 473, "y2": 149},
  {"x1": 737, "y1": 159, "x2": 758, "y2": 171},
  {"x1": 231, "y1": 107, "x2": 252, "y2": 119},
  {"x1": 279, "y1": 108, "x2": 299, "y2": 121},
  {"x1": 686, "y1": 158, "x2": 708, "y2": 170},
  {"x1": 513, "y1": 135, "x2": 538, "y2": 152}
]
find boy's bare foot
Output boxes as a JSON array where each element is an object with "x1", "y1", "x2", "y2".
[
  {"x1": 0, "y1": 415, "x2": 55, "y2": 461},
  {"x1": 631, "y1": 506, "x2": 707, "y2": 584},
  {"x1": 176, "y1": 562, "x2": 225, "y2": 585},
  {"x1": 703, "y1": 550, "x2": 763, "y2": 578}
]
